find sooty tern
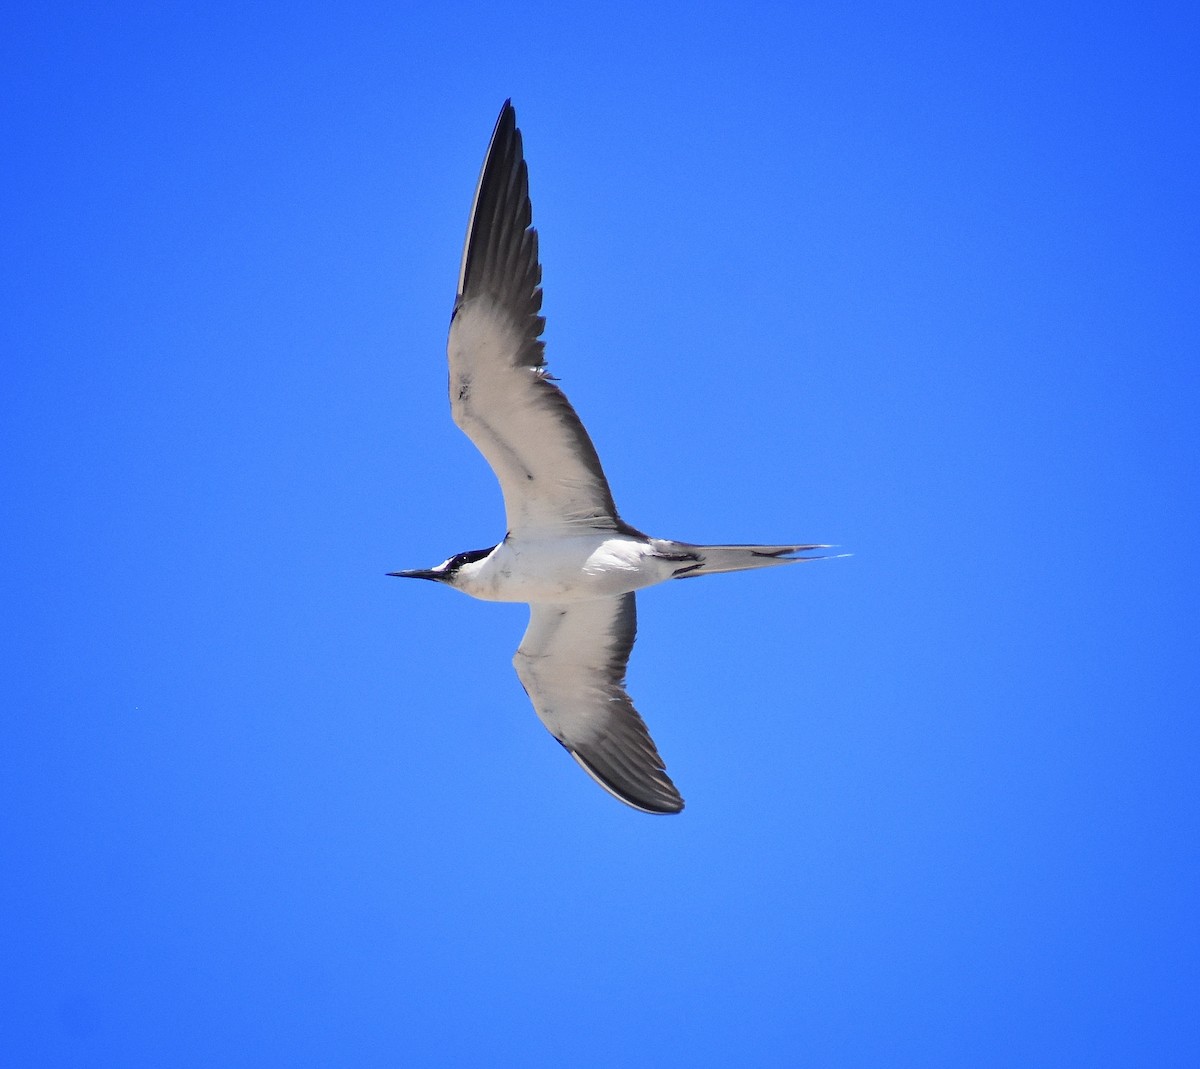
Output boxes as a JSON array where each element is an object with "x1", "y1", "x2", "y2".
[{"x1": 392, "y1": 101, "x2": 831, "y2": 814}]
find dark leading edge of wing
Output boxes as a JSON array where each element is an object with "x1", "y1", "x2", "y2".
[{"x1": 450, "y1": 100, "x2": 626, "y2": 532}]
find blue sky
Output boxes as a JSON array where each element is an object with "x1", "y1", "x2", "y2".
[{"x1": 3, "y1": 2, "x2": 1197, "y2": 1065}]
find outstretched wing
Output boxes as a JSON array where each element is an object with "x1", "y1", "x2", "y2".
[
  {"x1": 448, "y1": 100, "x2": 623, "y2": 535},
  {"x1": 513, "y1": 594, "x2": 684, "y2": 814}
]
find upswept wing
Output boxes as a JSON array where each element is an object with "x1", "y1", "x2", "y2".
[
  {"x1": 513, "y1": 594, "x2": 684, "y2": 814},
  {"x1": 448, "y1": 100, "x2": 622, "y2": 535}
]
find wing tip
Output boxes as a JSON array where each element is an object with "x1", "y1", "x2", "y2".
[
  {"x1": 569, "y1": 749, "x2": 685, "y2": 815},
  {"x1": 456, "y1": 99, "x2": 543, "y2": 329}
]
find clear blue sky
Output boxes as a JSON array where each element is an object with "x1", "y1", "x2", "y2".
[{"x1": 3, "y1": 3, "x2": 1197, "y2": 1066}]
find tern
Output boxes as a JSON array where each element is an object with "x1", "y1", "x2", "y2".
[{"x1": 393, "y1": 101, "x2": 830, "y2": 814}]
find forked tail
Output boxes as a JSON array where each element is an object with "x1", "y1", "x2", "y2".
[{"x1": 664, "y1": 542, "x2": 834, "y2": 578}]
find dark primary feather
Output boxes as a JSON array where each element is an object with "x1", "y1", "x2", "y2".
[{"x1": 455, "y1": 100, "x2": 545, "y2": 368}]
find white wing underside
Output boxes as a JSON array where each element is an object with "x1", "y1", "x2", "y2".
[
  {"x1": 448, "y1": 101, "x2": 625, "y2": 536},
  {"x1": 513, "y1": 594, "x2": 684, "y2": 814}
]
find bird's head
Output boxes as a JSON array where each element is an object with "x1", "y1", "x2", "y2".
[{"x1": 388, "y1": 545, "x2": 495, "y2": 589}]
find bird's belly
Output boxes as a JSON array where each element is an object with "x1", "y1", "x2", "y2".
[{"x1": 468, "y1": 536, "x2": 667, "y2": 603}]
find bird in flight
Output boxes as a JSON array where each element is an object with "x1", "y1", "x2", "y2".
[{"x1": 392, "y1": 101, "x2": 830, "y2": 813}]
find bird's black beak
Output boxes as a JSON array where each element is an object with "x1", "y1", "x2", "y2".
[{"x1": 387, "y1": 568, "x2": 444, "y2": 582}]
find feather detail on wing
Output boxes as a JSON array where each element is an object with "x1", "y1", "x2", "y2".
[
  {"x1": 513, "y1": 594, "x2": 684, "y2": 814},
  {"x1": 449, "y1": 100, "x2": 624, "y2": 535}
]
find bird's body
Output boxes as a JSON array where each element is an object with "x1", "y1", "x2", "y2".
[
  {"x1": 434, "y1": 532, "x2": 821, "y2": 604},
  {"x1": 445, "y1": 532, "x2": 677, "y2": 603},
  {"x1": 393, "y1": 101, "x2": 832, "y2": 814}
]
